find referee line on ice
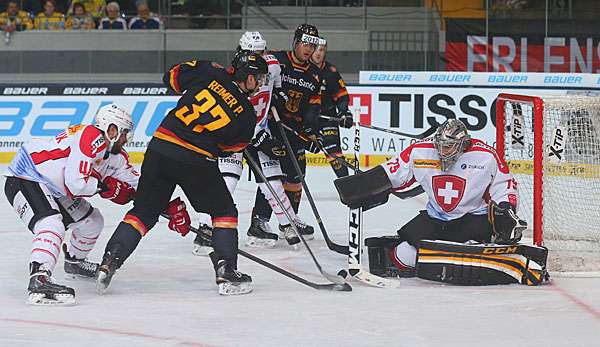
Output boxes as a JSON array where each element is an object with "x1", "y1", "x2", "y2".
[
  {"x1": 0, "y1": 318, "x2": 215, "y2": 347},
  {"x1": 549, "y1": 282, "x2": 600, "y2": 322}
]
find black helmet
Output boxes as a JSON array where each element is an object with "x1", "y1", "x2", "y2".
[
  {"x1": 231, "y1": 50, "x2": 268, "y2": 82},
  {"x1": 293, "y1": 24, "x2": 320, "y2": 46}
]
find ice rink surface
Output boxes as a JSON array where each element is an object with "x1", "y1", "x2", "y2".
[{"x1": 1, "y1": 165, "x2": 599, "y2": 347}]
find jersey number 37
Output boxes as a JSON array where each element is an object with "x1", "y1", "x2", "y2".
[{"x1": 175, "y1": 89, "x2": 231, "y2": 133}]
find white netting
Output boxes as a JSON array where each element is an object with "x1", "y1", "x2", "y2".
[{"x1": 500, "y1": 95, "x2": 600, "y2": 272}]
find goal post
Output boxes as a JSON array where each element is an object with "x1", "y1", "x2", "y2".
[{"x1": 496, "y1": 93, "x2": 600, "y2": 272}]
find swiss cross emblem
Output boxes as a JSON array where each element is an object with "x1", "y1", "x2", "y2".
[
  {"x1": 432, "y1": 175, "x2": 466, "y2": 212},
  {"x1": 348, "y1": 93, "x2": 371, "y2": 126}
]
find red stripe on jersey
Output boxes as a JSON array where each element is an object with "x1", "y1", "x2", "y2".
[
  {"x1": 30, "y1": 147, "x2": 71, "y2": 165},
  {"x1": 399, "y1": 140, "x2": 435, "y2": 163},
  {"x1": 169, "y1": 64, "x2": 182, "y2": 94},
  {"x1": 465, "y1": 139, "x2": 509, "y2": 174}
]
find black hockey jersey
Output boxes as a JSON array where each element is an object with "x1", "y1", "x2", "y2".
[
  {"x1": 272, "y1": 51, "x2": 322, "y2": 132},
  {"x1": 315, "y1": 60, "x2": 349, "y2": 117},
  {"x1": 150, "y1": 60, "x2": 256, "y2": 164}
]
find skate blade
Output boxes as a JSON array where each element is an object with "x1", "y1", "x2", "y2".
[
  {"x1": 94, "y1": 270, "x2": 111, "y2": 295},
  {"x1": 245, "y1": 237, "x2": 277, "y2": 248},
  {"x1": 27, "y1": 293, "x2": 76, "y2": 306},
  {"x1": 301, "y1": 234, "x2": 314, "y2": 241},
  {"x1": 64, "y1": 272, "x2": 97, "y2": 281},
  {"x1": 218, "y1": 282, "x2": 253, "y2": 296},
  {"x1": 192, "y1": 245, "x2": 213, "y2": 257}
]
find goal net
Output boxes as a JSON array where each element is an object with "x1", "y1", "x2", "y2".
[{"x1": 496, "y1": 93, "x2": 600, "y2": 272}]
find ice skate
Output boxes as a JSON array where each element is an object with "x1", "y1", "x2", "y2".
[
  {"x1": 63, "y1": 244, "x2": 99, "y2": 279},
  {"x1": 293, "y1": 217, "x2": 314, "y2": 240},
  {"x1": 95, "y1": 245, "x2": 122, "y2": 294},
  {"x1": 28, "y1": 262, "x2": 75, "y2": 306},
  {"x1": 192, "y1": 224, "x2": 213, "y2": 256},
  {"x1": 215, "y1": 260, "x2": 253, "y2": 296},
  {"x1": 245, "y1": 216, "x2": 278, "y2": 248},
  {"x1": 279, "y1": 224, "x2": 300, "y2": 249}
]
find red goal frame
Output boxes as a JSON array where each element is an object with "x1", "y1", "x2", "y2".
[{"x1": 495, "y1": 93, "x2": 544, "y2": 246}]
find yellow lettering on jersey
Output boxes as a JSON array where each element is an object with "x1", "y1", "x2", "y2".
[
  {"x1": 184, "y1": 60, "x2": 197, "y2": 67},
  {"x1": 414, "y1": 159, "x2": 441, "y2": 169},
  {"x1": 233, "y1": 105, "x2": 244, "y2": 114},
  {"x1": 207, "y1": 80, "x2": 239, "y2": 110}
]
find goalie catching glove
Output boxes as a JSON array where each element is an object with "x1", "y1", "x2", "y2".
[
  {"x1": 334, "y1": 165, "x2": 392, "y2": 211},
  {"x1": 98, "y1": 176, "x2": 135, "y2": 205},
  {"x1": 164, "y1": 197, "x2": 191, "y2": 236},
  {"x1": 488, "y1": 201, "x2": 526, "y2": 244}
]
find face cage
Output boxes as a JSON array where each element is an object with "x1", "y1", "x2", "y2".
[{"x1": 435, "y1": 139, "x2": 464, "y2": 171}]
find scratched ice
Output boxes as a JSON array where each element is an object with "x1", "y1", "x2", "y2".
[{"x1": 1, "y1": 166, "x2": 599, "y2": 347}]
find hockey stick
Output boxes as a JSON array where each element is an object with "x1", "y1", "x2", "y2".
[
  {"x1": 160, "y1": 214, "x2": 351, "y2": 292},
  {"x1": 345, "y1": 111, "x2": 401, "y2": 288},
  {"x1": 280, "y1": 122, "x2": 425, "y2": 200},
  {"x1": 319, "y1": 115, "x2": 437, "y2": 140},
  {"x1": 272, "y1": 107, "x2": 350, "y2": 256},
  {"x1": 243, "y1": 149, "x2": 348, "y2": 286}
]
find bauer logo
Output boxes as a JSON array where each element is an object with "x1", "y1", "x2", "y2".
[
  {"x1": 548, "y1": 126, "x2": 567, "y2": 163},
  {"x1": 510, "y1": 103, "x2": 525, "y2": 149}
]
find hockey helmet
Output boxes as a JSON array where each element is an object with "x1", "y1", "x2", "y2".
[
  {"x1": 94, "y1": 104, "x2": 133, "y2": 152},
  {"x1": 293, "y1": 24, "x2": 320, "y2": 46},
  {"x1": 238, "y1": 31, "x2": 267, "y2": 52},
  {"x1": 231, "y1": 50, "x2": 268, "y2": 92},
  {"x1": 433, "y1": 119, "x2": 471, "y2": 171}
]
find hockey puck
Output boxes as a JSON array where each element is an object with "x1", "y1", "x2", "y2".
[{"x1": 337, "y1": 270, "x2": 348, "y2": 279}]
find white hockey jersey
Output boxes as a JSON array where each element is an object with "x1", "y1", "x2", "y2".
[
  {"x1": 381, "y1": 139, "x2": 517, "y2": 221},
  {"x1": 250, "y1": 52, "x2": 282, "y2": 135},
  {"x1": 6, "y1": 124, "x2": 139, "y2": 198}
]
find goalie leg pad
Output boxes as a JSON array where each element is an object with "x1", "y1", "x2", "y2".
[
  {"x1": 366, "y1": 236, "x2": 415, "y2": 278},
  {"x1": 416, "y1": 240, "x2": 549, "y2": 286},
  {"x1": 334, "y1": 165, "x2": 392, "y2": 210}
]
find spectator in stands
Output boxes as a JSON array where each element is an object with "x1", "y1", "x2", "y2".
[
  {"x1": 128, "y1": 1, "x2": 160, "y2": 29},
  {"x1": 0, "y1": 1, "x2": 33, "y2": 32},
  {"x1": 98, "y1": 2, "x2": 127, "y2": 29},
  {"x1": 69, "y1": 0, "x2": 106, "y2": 22},
  {"x1": 66, "y1": 2, "x2": 95, "y2": 30},
  {"x1": 34, "y1": 0, "x2": 65, "y2": 30}
]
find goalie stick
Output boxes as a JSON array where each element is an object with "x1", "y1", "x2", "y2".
[
  {"x1": 272, "y1": 107, "x2": 350, "y2": 255},
  {"x1": 319, "y1": 114, "x2": 437, "y2": 139},
  {"x1": 279, "y1": 122, "x2": 425, "y2": 200},
  {"x1": 346, "y1": 111, "x2": 401, "y2": 288},
  {"x1": 161, "y1": 214, "x2": 351, "y2": 292},
  {"x1": 243, "y1": 149, "x2": 348, "y2": 285}
]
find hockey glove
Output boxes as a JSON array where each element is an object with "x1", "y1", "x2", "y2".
[
  {"x1": 337, "y1": 110, "x2": 354, "y2": 129},
  {"x1": 488, "y1": 201, "x2": 526, "y2": 244},
  {"x1": 251, "y1": 129, "x2": 287, "y2": 159},
  {"x1": 164, "y1": 197, "x2": 191, "y2": 237},
  {"x1": 271, "y1": 88, "x2": 289, "y2": 113},
  {"x1": 98, "y1": 176, "x2": 135, "y2": 205}
]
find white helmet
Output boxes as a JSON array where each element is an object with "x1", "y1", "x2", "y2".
[
  {"x1": 239, "y1": 31, "x2": 267, "y2": 52},
  {"x1": 94, "y1": 104, "x2": 133, "y2": 152}
]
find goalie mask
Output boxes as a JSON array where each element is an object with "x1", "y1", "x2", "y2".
[
  {"x1": 433, "y1": 119, "x2": 471, "y2": 171},
  {"x1": 94, "y1": 104, "x2": 133, "y2": 154}
]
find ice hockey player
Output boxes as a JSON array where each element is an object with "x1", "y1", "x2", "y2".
[
  {"x1": 95, "y1": 51, "x2": 268, "y2": 296},
  {"x1": 193, "y1": 31, "x2": 316, "y2": 255},
  {"x1": 335, "y1": 119, "x2": 536, "y2": 284},
  {"x1": 310, "y1": 36, "x2": 353, "y2": 178},
  {"x1": 4, "y1": 104, "x2": 137, "y2": 305},
  {"x1": 250, "y1": 24, "x2": 339, "y2": 242}
]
